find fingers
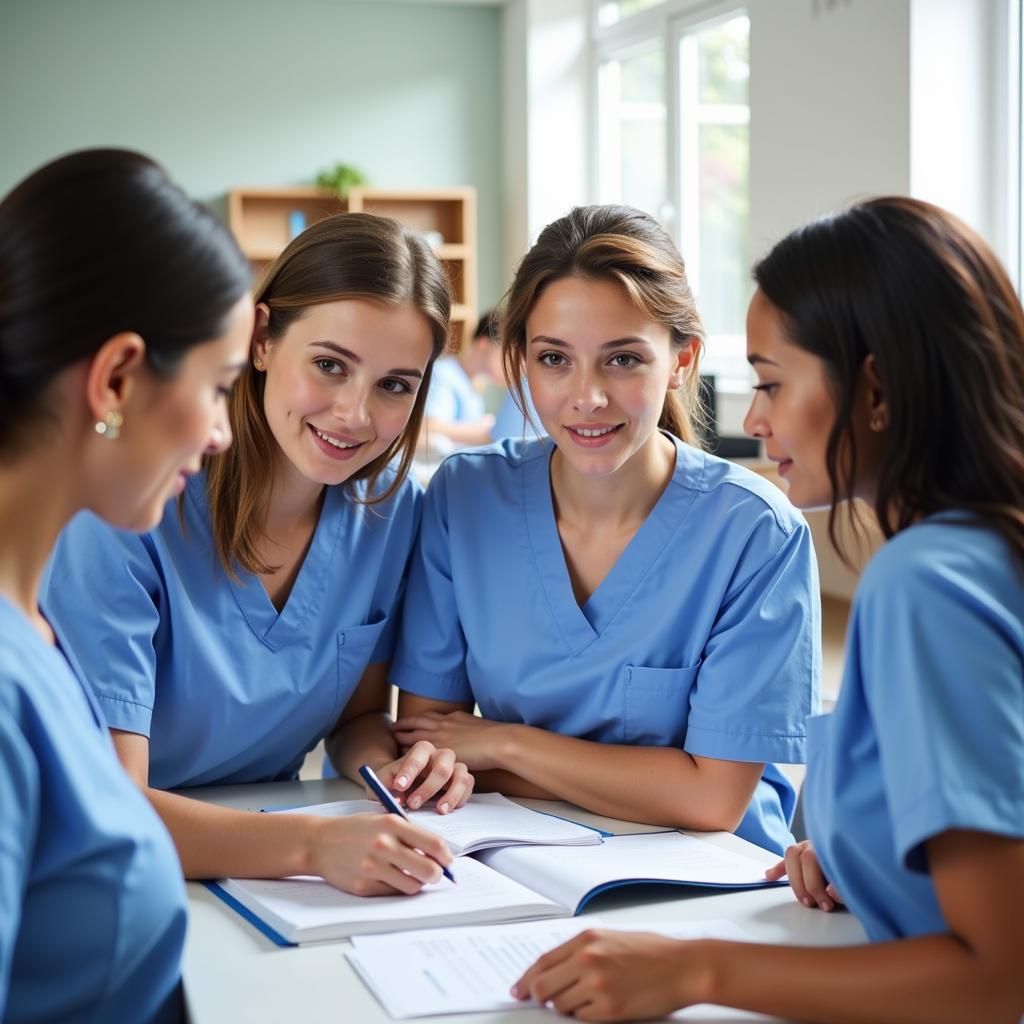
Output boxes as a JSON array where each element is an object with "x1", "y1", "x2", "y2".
[
  {"x1": 784, "y1": 841, "x2": 835, "y2": 911},
  {"x1": 826, "y1": 882, "x2": 844, "y2": 905},
  {"x1": 764, "y1": 857, "x2": 787, "y2": 881},
  {"x1": 388, "y1": 741, "x2": 435, "y2": 798},
  {"x1": 391, "y1": 712, "x2": 443, "y2": 733},
  {"x1": 391, "y1": 817, "x2": 454, "y2": 872},
  {"x1": 512, "y1": 932, "x2": 590, "y2": 1000},
  {"x1": 438, "y1": 761, "x2": 474, "y2": 813},
  {"x1": 406, "y1": 752, "x2": 474, "y2": 814}
]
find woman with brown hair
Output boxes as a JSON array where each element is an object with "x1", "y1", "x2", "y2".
[
  {"x1": 44, "y1": 213, "x2": 469, "y2": 896},
  {"x1": 391, "y1": 204, "x2": 820, "y2": 856},
  {"x1": 512, "y1": 198, "x2": 1024, "y2": 1022}
]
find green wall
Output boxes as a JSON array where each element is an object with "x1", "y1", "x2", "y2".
[{"x1": 0, "y1": 0, "x2": 505, "y2": 305}]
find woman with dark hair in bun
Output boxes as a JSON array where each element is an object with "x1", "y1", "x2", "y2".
[
  {"x1": 513, "y1": 197, "x2": 1024, "y2": 1023},
  {"x1": 0, "y1": 148, "x2": 252, "y2": 1022}
]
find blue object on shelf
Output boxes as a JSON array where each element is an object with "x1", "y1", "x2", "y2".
[{"x1": 288, "y1": 209, "x2": 307, "y2": 239}]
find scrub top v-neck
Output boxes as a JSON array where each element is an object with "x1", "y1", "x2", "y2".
[
  {"x1": 43, "y1": 470, "x2": 421, "y2": 789},
  {"x1": 393, "y1": 437, "x2": 820, "y2": 854}
]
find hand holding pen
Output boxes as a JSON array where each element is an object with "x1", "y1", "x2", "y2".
[{"x1": 359, "y1": 764, "x2": 457, "y2": 884}]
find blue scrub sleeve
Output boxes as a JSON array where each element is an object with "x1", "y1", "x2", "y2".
[
  {"x1": 858, "y1": 548, "x2": 1024, "y2": 873},
  {"x1": 390, "y1": 468, "x2": 474, "y2": 702},
  {"x1": 44, "y1": 514, "x2": 163, "y2": 736},
  {"x1": 0, "y1": 709, "x2": 38, "y2": 1018},
  {"x1": 683, "y1": 512, "x2": 819, "y2": 766}
]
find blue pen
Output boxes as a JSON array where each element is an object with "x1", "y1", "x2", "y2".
[{"x1": 358, "y1": 764, "x2": 456, "y2": 884}]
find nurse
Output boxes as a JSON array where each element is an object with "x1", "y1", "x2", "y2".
[
  {"x1": 44, "y1": 212, "x2": 464, "y2": 896},
  {"x1": 392, "y1": 204, "x2": 820, "y2": 855},
  {"x1": 512, "y1": 198, "x2": 1024, "y2": 1021},
  {"x1": 0, "y1": 148, "x2": 252, "y2": 1022}
]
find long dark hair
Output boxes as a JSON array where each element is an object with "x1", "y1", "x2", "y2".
[
  {"x1": 754, "y1": 196, "x2": 1024, "y2": 563},
  {"x1": 204, "y1": 212, "x2": 450, "y2": 577},
  {"x1": 499, "y1": 205, "x2": 708, "y2": 445},
  {"x1": 0, "y1": 148, "x2": 250, "y2": 458}
]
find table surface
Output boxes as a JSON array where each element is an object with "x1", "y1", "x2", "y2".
[{"x1": 181, "y1": 779, "x2": 866, "y2": 1024}]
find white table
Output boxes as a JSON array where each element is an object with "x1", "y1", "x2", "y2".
[{"x1": 181, "y1": 779, "x2": 866, "y2": 1024}]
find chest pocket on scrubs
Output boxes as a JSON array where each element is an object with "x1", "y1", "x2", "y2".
[
  {"x1": 623, "y1": 664, "x2": 700, "y2": 747},
  {"x1": 336, "y1": 616, "x2": 390, "y2": 706}
]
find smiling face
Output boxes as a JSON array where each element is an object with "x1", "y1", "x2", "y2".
[
  {"x1": 743, "y1": 289, "x2": 840, "y2": 509},
  {"x1": 254, "y1": 298, "x2": 435, "y2": 488},
  {"x1": 524, "y1": 275, "x2": 691, "y2": 479}
]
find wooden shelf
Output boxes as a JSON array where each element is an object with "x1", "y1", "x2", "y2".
[{"x1": 226, "y1": 185, "x2": 477, "y2": 347}]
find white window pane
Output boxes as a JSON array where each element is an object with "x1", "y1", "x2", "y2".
[
  {"x1": 598, "y1": 42, "x2": 667, "y2": 218},
  {"x1": 598, "y1": 0, "x2": 666, "y2": 29}
]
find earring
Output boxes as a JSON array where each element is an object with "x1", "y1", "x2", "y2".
[
  {"x1": 870, "y1": 415, "x2": 886, "y2": 431},
  {"x1": 94, "y1": 410, "x2": 124, "y2": 440},
  {"x1": 253, "y1": 357, "x2": 265, "y2": 370}
]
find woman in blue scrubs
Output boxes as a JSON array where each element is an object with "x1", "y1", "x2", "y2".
[
  {"x1": 512, "y1": 199, "x2": 1024, "y2": 1020},
  {"x1": 393, "y1": 205, "x2": 820, "y2": 856},
  {"x1": 44, "y1": 213, "x2": 466, "y2": 896},
  {"x1": 0, "y1": 149, "x2": 252, "y2": 1022}
]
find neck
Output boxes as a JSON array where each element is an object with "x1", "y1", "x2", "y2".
[
  {"x1": 263, "y1": 452, "x2": 326, "y2": 541},
  {"x1": 0, "y1": 449, "x2": 81, "y2": 623},
  {"x1": 550, "y1": 430, "x2": 677, "y2": 529}
]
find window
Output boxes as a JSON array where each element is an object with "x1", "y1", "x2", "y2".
[
  {"x1": 597, "y1": 0, "x2": 667, "y2": 29},
  {"x1": 594, "y1": 2, "x2": 752, "y2": 390}
]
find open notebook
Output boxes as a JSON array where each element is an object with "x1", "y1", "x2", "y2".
[{"x1": 207, "y1": 827, "x2": 782, "y2": 946}]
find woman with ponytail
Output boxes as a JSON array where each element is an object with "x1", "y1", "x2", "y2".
[{"x1": 391, "y1": 205, "x2": 819, "y2": 854}]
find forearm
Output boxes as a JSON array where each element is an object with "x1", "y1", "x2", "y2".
[
  {"x1": 490, "y1": 727, "x2": 743, "y2": 830},
  {"x1": 145, "y1": 787, "x2": 321, "y2": 880},
  {"x1": 325, "y1": 711, "x2": 397, "y2": 784},
  {"x1": 694, "y1": 935, "x2": 1021, "y2": 1024},
  {"x1": 472, "y1": 768, "x2": 561, "y2": 801}
]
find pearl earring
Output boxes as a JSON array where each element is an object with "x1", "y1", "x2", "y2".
[
  {"x1": 94, "y1": 410, "x2": 124, "y2": 440},
  {"x1": 253, "y1": 357, "x2": 265, "y2": 370}
]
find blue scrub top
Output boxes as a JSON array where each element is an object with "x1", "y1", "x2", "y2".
[
  {"x1": 43, "y1": 470, "x2": 421, "y2": 789},
  {"x1": 804, "y1": 516, "x2": 1024, "y2": 942},
  {"x1": 0, "y1": 597, "x2": 186, "y2": 1024},
  {"x1": 425, "y1": 356, "x2": 485, "y2": 422},
  {"x1": 393, "y1": 437, "x2": 821, "y2": 854}
]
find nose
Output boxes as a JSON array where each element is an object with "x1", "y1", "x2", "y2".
[
  {"x1": 333, "y1": 383, "x2": 371, "y2": 430},
  {"x1": 572, "y1": 368, "x2": 608, "y2": 413},
  {"x1": 207, "y1": 405, "x2": 233, "y2": 454},
  {"x1": 743, "y1": 393, "x2": 768, "y2": 439}
]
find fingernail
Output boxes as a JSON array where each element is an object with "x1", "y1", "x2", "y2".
[
  {"x1": 438, "y1": 802, "x2": 449, "y2": 815},
  {"x1": 820, "y1": 899, "x2": 832, "y2": 912},
  {"x1": 802, "y1": 896, "x2": 814, "y2": 908},
  {"x1": 409, "y1": 796, "x2": 421, "y2": 809},
  {"x1": 510, "y1": 984, "x2": 521, "y2": 998},
  {"x1": 396, "y1": 775, "x2": 408, "y2": 789}
]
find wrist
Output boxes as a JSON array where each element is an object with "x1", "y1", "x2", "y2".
[
  {"x1": 294, "y1": 814, "x2": 327, "y2": 876},
  {"x1": 492, "y1": 722, "x2": 526, "y2": 771},
  {"x1": 687, "y1": 940, "x2": 726, "y2": 1007}
]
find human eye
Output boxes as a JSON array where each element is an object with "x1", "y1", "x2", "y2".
[
  {"x1": 314, "y1": 357, "x2": 344, "y2": 376},
  {"x1": 752, "y1": 381, "x2": 779, "y2": 396},
  {"x1": 537, "y1": 351, "x2": 567, "y2": 368},
  {"x1": 379, "y1": 377, "x2": 414, "y2": 396},
  {"x1": 608, "y1": 352, "x2": 642, "y2": 368}
]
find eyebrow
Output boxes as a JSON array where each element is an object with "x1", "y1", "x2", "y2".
[
  {"x1": 309, "y1": 340, "x2": 423, "y2": 379},
  {"x1": 747, "y1": 354, "x2": 779, "y2": 367},
  {"x1": 528, "y1": 335, "x2": 654, "y2": 350}
]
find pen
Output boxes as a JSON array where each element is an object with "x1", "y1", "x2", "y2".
[{"x1": 358, "y1": 764, "x2": 456, "y2": 884}]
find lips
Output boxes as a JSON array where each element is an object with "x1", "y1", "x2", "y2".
[
  {"x1": 308, "y1": 424, "x2": 366, "y2": 461},
  {"x1": 564, "y1": 423, "x2": 623, "y2": 449}
]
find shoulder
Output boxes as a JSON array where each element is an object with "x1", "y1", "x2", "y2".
[
  {"x1": 668, "y1": 440, "x2": 806, "y2": 540},
  {"x1": 433, "y1": 437, "x2": 550, "y2": 487},
  {"x1": 345, "y1": 462, "x2": 424, "y2": 526},
  {"x1": 860, "y1": 516, "x2": 1024, "y2": 612}
]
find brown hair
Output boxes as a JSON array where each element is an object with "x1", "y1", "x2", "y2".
[
  {"x1": 204, "y1": 212, "x2": 450, "y2": 576},
  {"x1": 754, "y1": 196, "x2": 1024, "y2": 564},
  {"x1": 499, "y1": 205, "x2": 707, "y2": 445}
]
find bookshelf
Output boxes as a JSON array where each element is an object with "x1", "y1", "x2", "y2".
[{"x1": 226, "y1": 185, "x2": 477, "y2": 348}]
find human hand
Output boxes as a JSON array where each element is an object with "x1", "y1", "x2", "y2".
[
  {"x1": 765, "y1": 839, "x2": 843, "y2": 911},
  {"x1": 511, "y1": 929, "x2": 701, "y2": 1021},
  {"x1": 370, "y1": 740, "x2": 474, "y2": 814},
  {"x1": 392, "y1": 710, "x2": 509, "y2": 772},
  {"x1": 307, "y1": 812, "x2": 454, "y2": 897}
]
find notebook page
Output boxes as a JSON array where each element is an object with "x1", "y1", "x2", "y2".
[
  {"x1": 276, "y1": 792, "x2": 600, "y2": 855},
  {"x1": 347, "y1": 918, "x2": 758, "y2": 1019},
  {"x1": 478, "y1": 831, "x2": 775, "y2": 911},
  {"x1": 217, "y1": 854, "x2": 564, "y2": 942}
]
